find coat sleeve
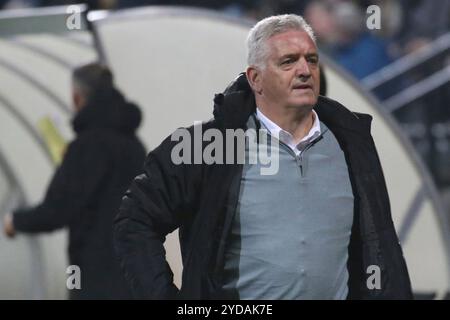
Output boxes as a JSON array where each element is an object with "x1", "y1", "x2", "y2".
[
  {"x1": 368, "y1": 134, "x2": 413, "y2": 299},
  {"x1": 113, "y1": 134, "x2": 201, "y2": 299},
  {"x1": 13, "y1": 136, "x2": 110, "y2": 233}
]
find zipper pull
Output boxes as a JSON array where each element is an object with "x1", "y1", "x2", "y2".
[{"x1": 296, "y1": 154, "x2": 304, "y2": 177}]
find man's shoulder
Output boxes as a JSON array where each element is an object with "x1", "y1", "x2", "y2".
[{"x1": 69, "y1": 129, "x2": 119, "y2": 155}]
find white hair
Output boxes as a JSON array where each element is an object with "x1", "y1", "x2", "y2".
[{"x1": 246, "y1": 14, "x2": 316, "y2": 68}]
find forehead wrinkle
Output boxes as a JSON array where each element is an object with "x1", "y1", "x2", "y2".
[{"x1": 266, "y1": 32, "x2": 317, "y2": 60}]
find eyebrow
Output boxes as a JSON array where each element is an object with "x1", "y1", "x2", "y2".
[
  {"x1": 279, "y1": 52, "x2": 319, "y2": 60},
  {"x1": 279, "y1": 53, "x2": 299, "y2": 61}
]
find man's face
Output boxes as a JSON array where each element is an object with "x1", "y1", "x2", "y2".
[{"x1": 249, "y1": 30, "x2": 320, "y2": 111}]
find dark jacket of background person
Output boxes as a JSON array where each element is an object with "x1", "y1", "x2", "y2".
[
  {"x1": 13, "y1": 87, "x2": 147, "y2": 299},
  {"x1": 114, "y1": 73, "x2": 413, "y2": 300}
]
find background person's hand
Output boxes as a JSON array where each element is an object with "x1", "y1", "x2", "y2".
[{"x1": 3, "y1": 213, "x2": 16, "y2": 238}]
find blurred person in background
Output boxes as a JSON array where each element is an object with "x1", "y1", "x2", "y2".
[
  {"x1": 396, "y1": 0, "x2": 449, "y2": 55},
  {"x1": 0, "y1": 0, "x2": 119, "y2": 10},
  {"x1": 305, "y1": 0, "x2": 393, "y2": 80},
  {"x1": 3, "y1": 63, "x2": 146, "y2": 300}
]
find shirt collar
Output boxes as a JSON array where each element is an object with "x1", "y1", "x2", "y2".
[{"x1": 256, "y1": 108, "x2": 321, "y2": 153}]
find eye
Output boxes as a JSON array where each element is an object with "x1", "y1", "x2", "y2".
[
  {"x1": 281, "y1": 58, "x2": 294, "y2": 65},
  {"x1": 307, "y1": 56, "x2": 319, "y2": 64}
]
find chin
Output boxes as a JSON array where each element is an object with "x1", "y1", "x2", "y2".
[
  {"x1": 289, "y1": 98, "x2": 317, "y2": 109},
  {"x1": 290, "y1": 93, "x2": 317, "y2": 106}
]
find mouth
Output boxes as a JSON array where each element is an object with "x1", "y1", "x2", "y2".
[{"x1": 293, "y1": 84, "x2": 312, "y2": 90}]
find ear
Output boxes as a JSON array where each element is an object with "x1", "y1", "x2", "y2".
[
  {"x1": 246, "y1": 66, "x2": 262, "y2": 94},
  {"x1": 72, "y1": 90, "x2": 85, "y2": 112},
  {"x1": 73, "y1": 91, "x2": 80, "y2": 111}
]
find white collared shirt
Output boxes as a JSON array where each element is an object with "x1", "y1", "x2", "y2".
[{"x1": 256, "y1": 108, "x2": 321, "y2": 156}]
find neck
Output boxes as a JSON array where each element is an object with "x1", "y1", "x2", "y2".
[{"x1": 257, "y1": 103, "x2": 315, "y2": 142}]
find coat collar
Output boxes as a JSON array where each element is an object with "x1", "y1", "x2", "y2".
[{"x1": 72, "y1": 88, "x2": 142, "y2": 135}]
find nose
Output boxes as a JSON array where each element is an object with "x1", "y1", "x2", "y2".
[{"x1": 295, "y1": 57, "x2": 311, "y2": 80}]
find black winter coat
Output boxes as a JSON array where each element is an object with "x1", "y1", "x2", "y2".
[
  {"x1": 14, "y1": 88, "x2": 147, "y2": 299},
  {"x1": 114, "y1": 74, "x2": 413, "y2": 300}
]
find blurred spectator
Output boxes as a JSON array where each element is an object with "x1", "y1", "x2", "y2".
[
  {"x1": 3, "y1": 63, "x2": 147, "y2": 299},
  {"x1": 1, "y1": 0, "x2": 38, "y2": 9},
  {"x1": 303, "y1": 0, "x2": 339, "y2": 52},
  {"x1": 396, "y1": 0, "x2": 450, "y2": 55},
  {"x1": 305, "y1": 0, "x2": 393, "y2": 80},
  {"x1": 37, "y1": 0, "x2": 117, "y2": 9}
]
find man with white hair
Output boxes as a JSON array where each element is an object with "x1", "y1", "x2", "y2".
[{"x1": 114, "y1": 14, "x2": 412, "y2": 300}]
